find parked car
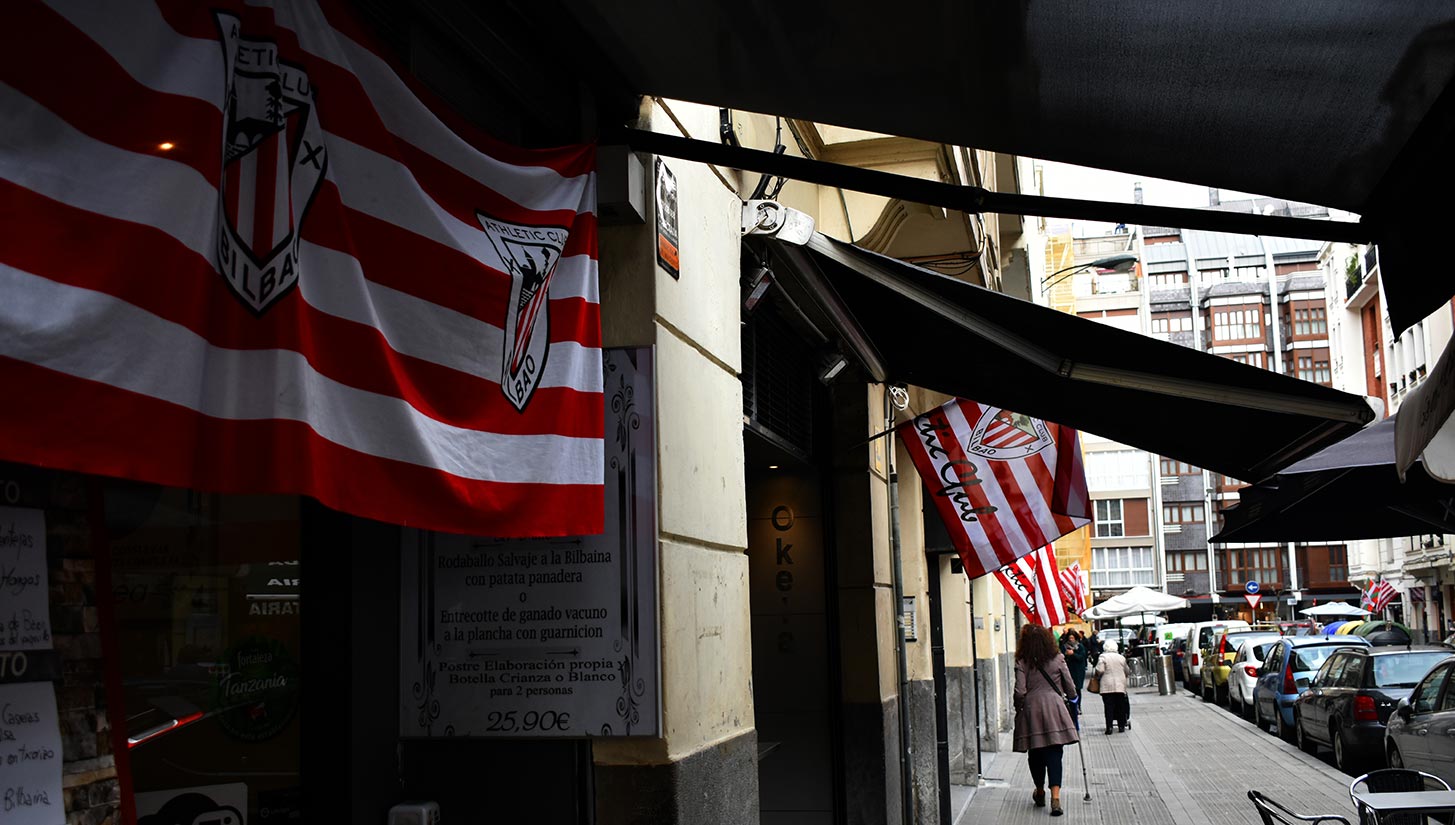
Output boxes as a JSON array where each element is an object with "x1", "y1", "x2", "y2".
[
  {"x1": 1172, "y1": 637, "x2": 1189, "y2": 681},
  {"x1": 1203, "y1": 630, "x2": 1281, "y2": 704},
  {"x1": 1226, "y1": 636, "x2": 1283, "y2": 722},
  {"x1": 1157, "y1": 622, "x2": 1194, "y2": 653},
  {"x1": 1385, "y1": 654, "x2": 1455, "y2": 782},
  {"x1": 1184, "y1": 620, "x2": 1251, "y2": 693},
  {"x1": 1294, "y1": 646, "x2": 1449, "y2": 772},
  {"x1": 1253, "y1": 636, "x2": 1370, "y2": 740}
]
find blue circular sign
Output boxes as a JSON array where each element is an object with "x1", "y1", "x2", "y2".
[{"x1": 1246, "y1": 580, "x2": 1260, "y2": 594}]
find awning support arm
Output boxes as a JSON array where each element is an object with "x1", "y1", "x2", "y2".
[{"x1": 613, "y1": 127, "x2": 1374, "y2": 244}]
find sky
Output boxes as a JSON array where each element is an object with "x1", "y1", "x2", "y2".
[{"x1": 1031, "y1": 160, "x2": 1263, "y2": 238}]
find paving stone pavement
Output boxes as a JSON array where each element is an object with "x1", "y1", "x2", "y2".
[{"x1": 956, "y1": 685, "x2": 1362, "y2": 824}]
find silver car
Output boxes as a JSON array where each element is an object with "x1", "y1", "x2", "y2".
[{"x1": 1226, "y1": 634, "x2": 1283, "y2": 721}]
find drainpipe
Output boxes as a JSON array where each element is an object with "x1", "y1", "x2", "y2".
[{"x1": 886, "y1": 388, "x2": 916, "y2": 825}]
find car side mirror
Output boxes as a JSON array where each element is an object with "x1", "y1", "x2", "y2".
[
  {"x1": 1296, "y1": 677, "x2": 1311, "y2": 690},
  {"x1": 1396, "y1": 698, "x2": 1413, "y2": 722}
]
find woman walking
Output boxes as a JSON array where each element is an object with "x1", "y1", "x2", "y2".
[
  {"x1": 1014, "y1": 624, "x2": 1080, "y2": 817},
  {"x1": 1093, "y1": 639, "x2": 1131, "y2": 734},
  {"x1": 1061, "y1": 630, "x2": 1089, "y2": 696}
]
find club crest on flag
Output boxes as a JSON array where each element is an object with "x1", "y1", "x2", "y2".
[
  {"x1": 969, "y1": 407, "x2": 1055, "y2": 461},
  {"x1": 214, "y1": 12, "x2": 327, "y2": 315},
  {"x1": 477, "y1": 213, "x2": 569, "y2": 411}
]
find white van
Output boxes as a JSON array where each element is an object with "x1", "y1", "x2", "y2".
[{"x1": 1183, "y1": 620, "x2": 1251, "y2": 692}]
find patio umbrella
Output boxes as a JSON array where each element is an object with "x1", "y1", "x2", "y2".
[
  {"x1": 1321, "y1": 620, "x2": 1350, "y2": 636},
  {"x1": 1215, "y1": 414, "x2": 1455, "y2": 543},
  {"x1": 1081, "y1": 586, "x2": 1189, "y2": 619},
  {"x1": 1299, "y1": 602, "x2": 1371, "y2": 618},
  {"x1": 1352, "y1": 620, "x2": 1412, "y2": 638},
  {"x1": 1336, "y1": 621, "x2": 1366, "y2": 635}
]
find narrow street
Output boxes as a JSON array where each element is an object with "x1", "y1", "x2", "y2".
[{"x1": 955, "y1": 686, "x2": 1361, "y2": 824}]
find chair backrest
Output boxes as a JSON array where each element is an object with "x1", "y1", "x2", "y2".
[
  {"x1": 1350, "y1": 768, "x2": 1452, "y2": 797},
  {"x1": 1249, "y1": 790, "x2": 1352, "y2": 825}
]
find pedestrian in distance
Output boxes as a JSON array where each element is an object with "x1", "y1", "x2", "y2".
[
  {"x1": 1060, "y1": 630, "x2": 1089, "y2": 730},
  {"x1": 1093, "y1": 639, "x2": 1131, "y2": 734},
  {"x1": 1013, "y1": 624, "x2": 1080, "y2": 817}
]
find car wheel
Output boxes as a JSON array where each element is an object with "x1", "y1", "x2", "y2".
[
  {"x1": 1275, "y1": 706, "x2": 1292, "y2": 741},
  {"x1": 1389, "y1": 743, "x2": 1404, "y2": 769},
  {"x1": 1296, "y1": 716, "x2": 1317, "y2": 754},
  {"x1": 1332, "y1": 724, "x2": 1356, "y2": 772}
]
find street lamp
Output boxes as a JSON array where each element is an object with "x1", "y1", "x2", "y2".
[{"x1": 1040, "y1": 252, "x2": 1138, "y2": 293}]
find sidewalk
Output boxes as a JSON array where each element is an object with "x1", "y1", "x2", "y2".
[{"x1": 954, "y1": 686, "x2": 1360, "y2": 824}]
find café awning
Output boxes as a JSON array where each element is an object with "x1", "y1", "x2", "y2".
[
  {"x1": 766, "y1": 233, "x2": 1377, "y2": 481},
  {"x1": 520, "y1": 0, "x2": 1455, "y2": 334}
]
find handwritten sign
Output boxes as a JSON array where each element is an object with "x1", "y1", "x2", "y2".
[
  {"x1": 400, "y1": 348, "x2": 660, "y2": 738},
  {"x1": 0, "y1": 507, "x2": 49, "y2": 652},
  {"x1": 0, "y1": 682, "x2": 63, "y2": 824}
]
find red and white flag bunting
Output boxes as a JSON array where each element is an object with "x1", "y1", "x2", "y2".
[
  {"x1": 994, "y1": 544, "x2": 1068, "y2": 627},
  {"x1": 898, "y1": 398, "x2": 1092, "y2": 580},
  {"x1": 0, "y1": 1, "x2": 602, "y2": 536},
  {"x1": 1059, "y1": 562, "x2": 1088, "y2": 614}
]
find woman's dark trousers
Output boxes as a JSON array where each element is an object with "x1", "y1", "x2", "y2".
[
  {"x1": 1028, "y1": 745, "x2": 1065, "y2": 788},
  {"x1": 1103, "y1": 692, "x2": 1129, "y2": 731}
]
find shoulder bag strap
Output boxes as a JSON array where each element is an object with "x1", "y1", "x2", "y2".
[{"x1": 1035, "y1": 663, "x2": 1071, "y2": 700}]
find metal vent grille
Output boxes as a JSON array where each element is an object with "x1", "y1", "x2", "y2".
[{"x1": 742, "y1": 306, "x2": 814, "y2": 451}]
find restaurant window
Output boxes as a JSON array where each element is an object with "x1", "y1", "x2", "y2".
[
  {"x1": 1095, "y1": 499, "x2": 1124, "y2": 538},
  {"x1": 1212, "y1": 307, "x2": 1262, "y2": 343},
  {"x1": 1090, "y1": 546, "x2": 1156, "y2": 588},
  {"x1": 1166, "y1": 551, "x2": 1208, "y2": 573},
  {"x1": 109, "y1": 484, "x2": 304, "y2": 823},
  {"x1": 1160, "y1": 457, "x2": 1198, "y2": 476},
  {"x1": 1162, "y1": 503, "x2": 1205, "y2": 524}
]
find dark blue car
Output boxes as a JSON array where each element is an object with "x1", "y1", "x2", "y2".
[{"x1": 1253, "y1": 635, "x2": 1370, "y2": 739}]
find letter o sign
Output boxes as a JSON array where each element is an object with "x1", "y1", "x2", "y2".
[{"x1": 771, "y1": 505, "x2": 795, "y2": 531}]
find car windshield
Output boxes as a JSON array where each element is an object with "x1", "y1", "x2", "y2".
[
  {"x1": 1372, "y1": 652, "x2": 1449, "y2": 689},
  {"x1": 1290, "y1": 645, "x2": 1346, "y2": 673}
]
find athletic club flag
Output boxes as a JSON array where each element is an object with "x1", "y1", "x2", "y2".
[
  {"x1": 1059, "y1": 562, "x2": 1088, "y2": 614},
  {"x1": 994, "y1": 545, "x2": 1068, "y2": 627},
  {"x1": 1370, "y1": 580, "x2": 1398, "y2": 612},
  {"x1": 898, "y1": 398, "x2": 1092, "y2": 579},
  {"x1": 0, "y1": 1, "x2": 602, "y2": 536}
]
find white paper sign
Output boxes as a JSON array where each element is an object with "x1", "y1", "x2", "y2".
[
  {"x1": 0, "y1": 507, "x2": 50, "y2": 651},
  {"x1": 0, "y1": 682, "x2": 63, "y2": 825}
]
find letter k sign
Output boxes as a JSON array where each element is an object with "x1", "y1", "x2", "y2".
[{"x1": 776, "y1": 538, "x2": 794, "y2": 565}]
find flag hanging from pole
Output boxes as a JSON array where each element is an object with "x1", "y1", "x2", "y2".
[
  {"x1": 898, "y1": 398, "x2": 1092, "y2": 580},
  {"x1": 0, "y1": 0, "x2": 602, "y2": 536},
  {"x1": 994, "y1": 544, "x2": 1068, "y2": 627},
  {"x1": 1370, "y1": 580, "x2": 1398, "y2": 612},
  {"x1": 1060, "y1": 561, "x2": 1088, "y2": 614}
]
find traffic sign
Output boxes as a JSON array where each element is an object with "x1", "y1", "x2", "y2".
[
  {"x1": 1246, "y1": 580, "x2": 1260, "y2": 595},
  {"x1": 1244, "y1": 594, "x2": 1263, "y2": 609}
]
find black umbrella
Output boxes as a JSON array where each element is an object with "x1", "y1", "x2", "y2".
[{"x1": 1215, "y1": 414, "x2": 1455, "y2": 542}]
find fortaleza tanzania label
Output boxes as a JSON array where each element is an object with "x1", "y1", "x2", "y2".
[{"x1": 213, "y1": 636, "x2": 299, "y2": 742}]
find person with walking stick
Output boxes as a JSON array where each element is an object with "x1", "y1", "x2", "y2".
[{"x1": 1014, "y1": 624, "x2": 1083, "y2": 816}]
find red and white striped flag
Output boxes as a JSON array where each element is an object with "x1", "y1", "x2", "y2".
[
  {"x1": 0, "y1": 1, "x2": 602, "y2": 536},
  {"x1": 1060, "y1": 562, "x2": 1087, "y2": 614},
  {"x1": 994, "y1": 544, "x2": 1068, "y2": 627},
  {"x1": 898, "y1": 398, "x2": 1091, "y2": 579},
  {"x1": 1370, "y1": 580, "x2": 1398, "y2": 612}
]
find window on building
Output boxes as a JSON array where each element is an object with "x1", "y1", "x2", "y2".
[
  {"x1": 1150, "y1": 312, "x2": 1193, "y2": 335},
  {"x1": 1212, "y1": 307, "x2": 1262, "y2": 342},
  {"x1": 1223, "y1": 547, "x2": 1282, "y2": 588},
  {"x1": 1166, "y1": 551, "x2": 1209, "y2": 573},
  {"x1": 1293, "y1": 306, "x2": 1327, "y2": 337},
  {"x1": 1090, "y1": 546, "x2": 1157, "y2": 588},
  {"x1": 1162, "y1": 503, "x2": 1205, "y2": 524},
  {"x1": 1085, "y1": 449, "x2": 1150, "y2": 491},
  {"x1": 1234, "y1": 265, "x2": 1265, "y2": 280},
  {"x1": 1160, "y1": 457, "x2": 1198, "y2": 476},
  {"x1": 1294, "y1": 544, "x2": 1350, "y2": 586},
  {"x1": 1229, "y1": 351, "x2": 1267, "y2": 369},
  {"x1": 1095, "y1": 499, "x2": 1125, "y2": 537},
  {"x1": 1147, "y1": 272, "x2": 1188, "y2": 288},
  {"x1": 1200, "y1": 267, "x2": 1229, "y2": 281}
]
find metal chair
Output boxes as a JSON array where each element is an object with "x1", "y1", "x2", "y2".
[
  {"x1": 1349, "y1": 770, "x2": 1453, "y2": 825},
  {"x1": 1249, "y1": 790, "x2": 1352, "y2": 824}
]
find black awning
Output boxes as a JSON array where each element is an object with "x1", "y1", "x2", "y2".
[
  {"x1": 768, "y1": 234, "x2": 1375, "y2": 482},
  {"x1": 507, "y1": 1, "x2": 1455, "y2": 333}
]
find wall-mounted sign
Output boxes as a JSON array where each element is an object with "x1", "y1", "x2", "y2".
[
  {"x1": 0, "y1": 681, "x2": 63, "y2": 825},
  {"x1": 0, "y1": 507, "x2": 50, "y2": 651},
  {"x1": 400, "y1": 348, "x2": 659, "y2": 738},
  {"x1": 654, "y1": 159, "x2": 680, "y2": 279},
  {"x1": 134, "y1": 782, "x2": 246, "y2": 825}
]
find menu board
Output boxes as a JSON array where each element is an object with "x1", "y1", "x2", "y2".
[
  {"x1": 0, "y1": 678, "x2": 63, "y2": 824},
  {"x1": 400, "y1": 348, "x2": 660, "y2": 737},
  {"x1": 0, "y1": 507, "x2": 50, "y2": 651}
]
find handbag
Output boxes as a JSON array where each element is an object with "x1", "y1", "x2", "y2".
[{"x1": 1087, "y1": 673, "x2": 1102, "y2": 694}]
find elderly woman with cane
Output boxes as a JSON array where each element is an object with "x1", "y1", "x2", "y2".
[{"x1": 1014, "y1": 624, "x2": 1082, "y2": 816}]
